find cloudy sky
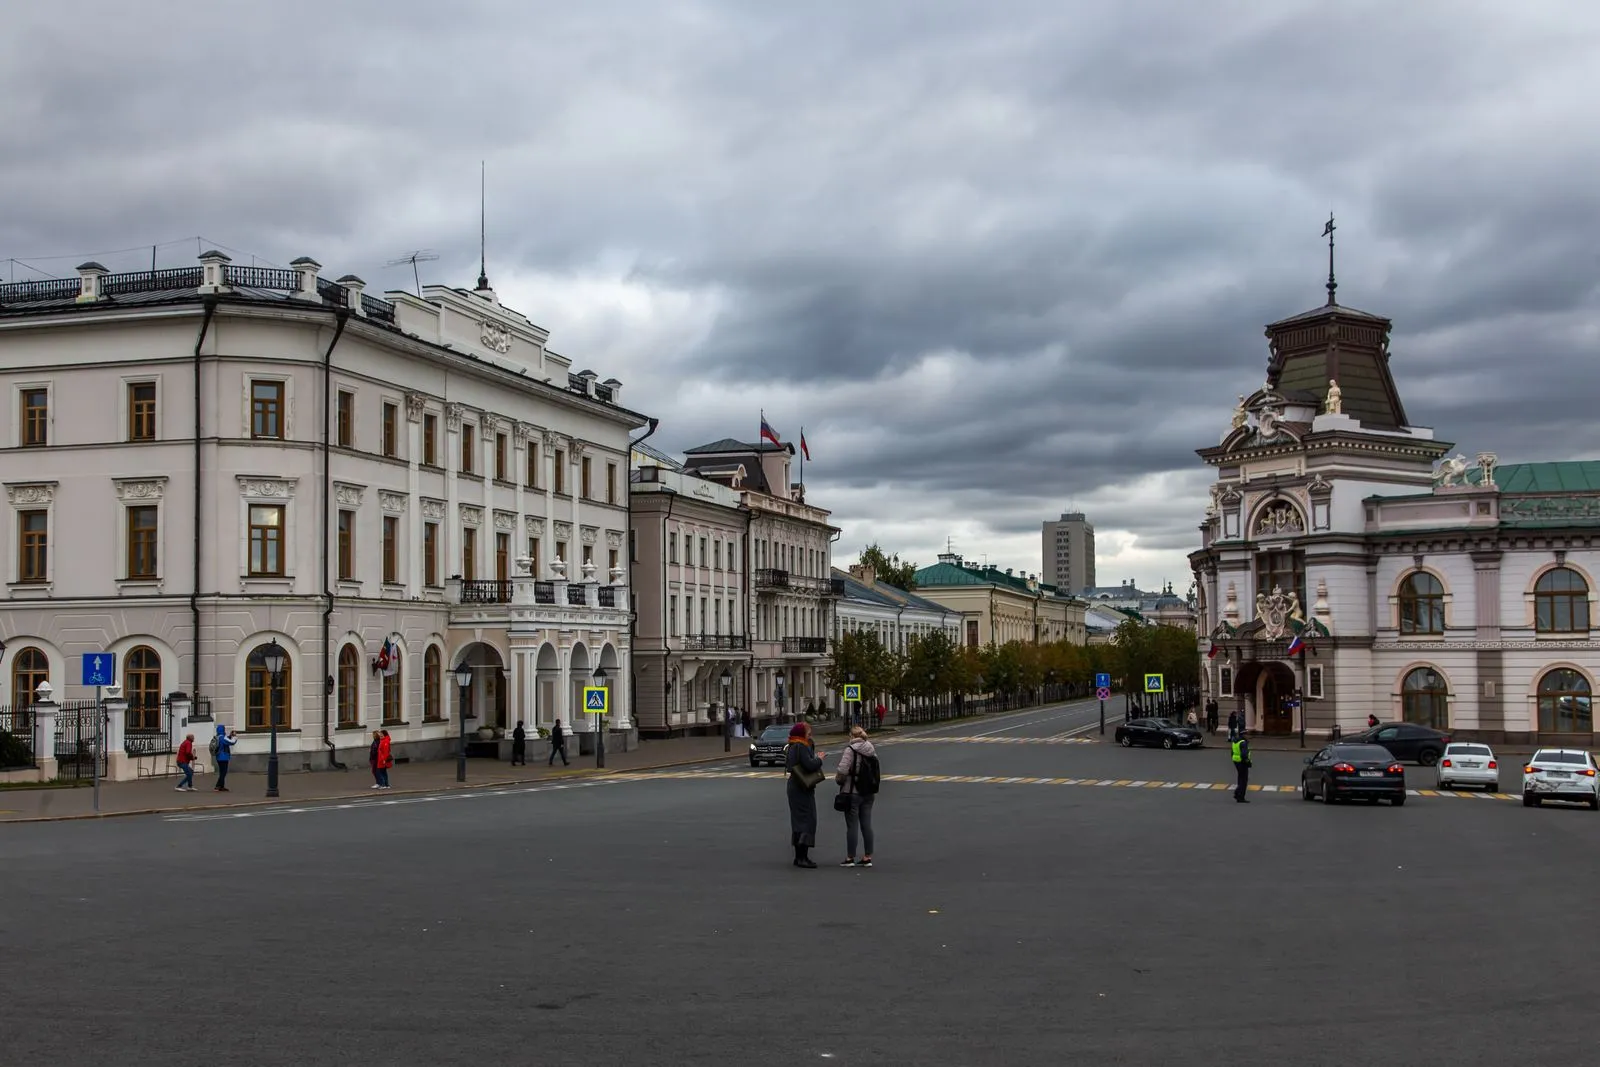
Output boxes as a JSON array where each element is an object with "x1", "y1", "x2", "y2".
[{"x1": 5, "y1": 0, "x2": 1598, "y2": 591}]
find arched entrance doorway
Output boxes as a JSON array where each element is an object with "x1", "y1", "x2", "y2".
[
  {"x1": 454, "y1": 642, "x2": 507, "y2": 731},
  {"x1": 1258, "y1": 662, "x2": 1297, "y2": 736}
]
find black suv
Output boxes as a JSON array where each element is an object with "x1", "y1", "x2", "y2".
[
  {"x1": 1341, "y1": 722, "x2": 1451, "y2": 766},
  {"x1": 749, "y1": 724, "x2": 791, "y2": 767}
]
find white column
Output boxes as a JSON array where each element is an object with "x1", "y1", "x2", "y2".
[
  {"x1": 613, "y1": 647, "x2": 632, "y2": 731},
  {"x1": 558, "y1": 644, "x2": 573, "y2": 730},
  {"x1": 103, "y1": 697, "x2": 131, "y2": 781},
  {"x1": 32, "y1": 702, "x2": 59, "y2": 781},
  {"x1": 446, "y1": 414, "x2": 461, "y2": 576},
  {"x1": 407, "y1": 402, "x2": 424, "y2": 591}
]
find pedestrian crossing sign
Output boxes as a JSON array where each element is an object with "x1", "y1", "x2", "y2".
[
  {"x1": 843, "y1": 684, "x2": 862, "y2": 703},
  {"x1": 583, "y1": 686, "x2": 609, "y2": 713},
  {"x1": 1144, "y1": 674, "x2": 1165, "y2": 694}
]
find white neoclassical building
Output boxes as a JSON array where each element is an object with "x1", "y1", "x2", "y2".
[
  {"x1": 833, "y1": 563, "x2": 962, "y2": 651},
  {"x1": 1190, "y1": 284, "x2": 1598, "y2": 745},
  {"x1": 0, "y1": 252, "x2": 648, "y2": 775}
]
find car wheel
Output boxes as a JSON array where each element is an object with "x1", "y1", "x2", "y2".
[
  {"x1": 1590, "y1": 793, "x2": 1599, "y2": 811},
  {"x1": 1119, "y1": 735, "x2": 1133, "y2": 747},
  {"x1": 1437, "y1": 780, "x2": 1448, "y2": 792},
  {"x1": 750, "y1": 758, "x2": 758, "y2": 767},
  {"x1": 1523, "y1": 793, "x2": 1538, "y2": 807},
  {"x1": 1391, "y1": 794, "x2": 1406, "y2": 807},
  {"x1": 1162, "y1": 737, "x2": 1175, "y2": 750},
  {"x1": 1323, "y1": 780, "x2": 1337, "y2": 804},
  {"x1": 1301, "y1": 779, "x2": 1314, "y2": 801},
  {"x1": 1418, "y1": 748, "x2": 1441, "y2": 767}
]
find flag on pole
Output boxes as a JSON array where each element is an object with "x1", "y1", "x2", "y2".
[
  {"x1": 799, "y1": 429, "x2": 810, "y2": 461},
  {"x1": 376, "y1": 635, "x2": 400, "y2": 676},
  {"x1": 759, "y1": 412, "x2": 781, "y2": 447},
  {"x1": 1206, "y1": 642, "x2": 1220, "y2": 661},
  {"x1": 1285, "y1": 632, "x2": 1305, "y2": 656}
]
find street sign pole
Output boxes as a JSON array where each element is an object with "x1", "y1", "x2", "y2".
[
  {"x1": 94, "y1": 684, "x2": 102, "y2": 814},
  {"x1": 81, "y1": 653, "x2": 116, "y2": 814},
  {"x1": 1099, "y1": 695, "x2": 1105, "y2": 736}
]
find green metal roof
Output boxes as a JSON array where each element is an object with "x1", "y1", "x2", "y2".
[{"x1": 1470, "y1": 462, "x2": 1600, "y2": 493}]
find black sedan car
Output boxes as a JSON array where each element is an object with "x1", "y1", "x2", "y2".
[
  {"x1": 1301, "y1": 744, "x2": 1408, "y2": 805},
  {"x1": 1341, "y1": 723, "x2": 1451, "y2": 766},
  {"x1": 749, "y1": 724, "x2": 791, "y2": 767},
  {"x1": 1114, "y1": 718, "x2": 1203, "y2": 750}
]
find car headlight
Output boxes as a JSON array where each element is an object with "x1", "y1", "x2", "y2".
[{"x1": 749, "y1": 744, "x2": 757, "y2": 752}]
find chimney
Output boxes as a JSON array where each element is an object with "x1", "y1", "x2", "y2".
[
  {"x1": 602, "y1": 377, "x2": 622, "y2": 403},
  {"x1": 337, "y1": 275, "x2": 367, "y2": 316},
  {"x1": 76, "y1": 262, "x2": 109, "y2": 302},
  {"x1": 197, "y1": 250, "x2": 232, "y2": 294},
  {"x1": 290, "y1": 257, "x2": 322, "y2": 300},
  {"x1": 849, "y1": 563, "x2": 876, "y2": 586}
]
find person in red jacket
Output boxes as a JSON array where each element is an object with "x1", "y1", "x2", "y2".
[
  {"x1": 376, "y1": 729, "x2": 394, "y2": 789},
  {"x1": 174, "y1": 732, "x2": 197, "y2": 791}
]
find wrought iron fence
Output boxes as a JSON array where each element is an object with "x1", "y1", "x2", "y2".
[
  {"x1": 597, "y1": 586, "x2": 618, "y2": 608},
  {"x1": 225, "y1": 265, "x2": 298, "y2": 290},
  {"x1": 102, "y1": 267, "x2": 206, "y2": 296},
  {"x1": 754, "y1": 568, "x2": 790, "y2": 589},
  {"x1": 54, "y1": 701, "x2": 105, "y2": 780},
  {"x1": 316, "y1": 277, "x2": 349, "y2": 306},
  {"x1": 533, "y1": 581, "x2": 555, "y2": 604},
  {"x1": 0, "y1": 277, "x2": 83, "y2": 303},
  {"x1": 566, "y1": 585, "x2": 587, "y2": 606},
  {"x1": 461, "y1": 579, "x2": 512, "y2": 604},
  {"x1": 782, "y1": 636, "x2": 827, "y2": 654},
  {"x1": 683, "y1": 634, "x2": 750, "y2": 651},
  {"x1": 0, "y1": 705, "x2": 37, "y2": 769},
  {"x1": 361, "y1": 293, "x2": 397, "y2": 323},
  {"x1": 125, "y1": 699, "x2": 175, "y2": 757}
]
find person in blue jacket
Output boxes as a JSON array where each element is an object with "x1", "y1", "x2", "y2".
[{"x1": 212, "y1": 723, "x2": 238, "y2": 792}]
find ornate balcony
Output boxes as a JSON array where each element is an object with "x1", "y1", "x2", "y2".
[
  {"x1": 682, "y1": 634, "x2": 750, "y2": 652},
  {"x1": 754, "y1": 569, "x2": 838, "y2": 596},
  {"x1": 460, "y1": 579, "x2": 512, "y2": 604},
  {"x1": 445, "y1": 575, "x2": 628, "y2": 628},
  {"x1": 782, "y1": 636, "x2": 828, "y2": 654}
]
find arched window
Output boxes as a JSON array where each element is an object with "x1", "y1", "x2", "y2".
[
  {"x1": 1537, "y1": 668, "x2": 1592, "y2": 733},
  {"x1": 126, "y1": 646, "x2": 162, "y2": 730},
  {"x1": 382, "y1": 669, "x2": 402, "y2": 724},
  {"x1": 11, "y1": 648, "x2": 48, "y2": 706},
  {"x1": 423, "y1": 647, "x2": 443, "y2": 721},
  {"x1": 1401, "y1": 667, "x2": 1449, "y2": 729},
  {"x1": 1535, "y1": 568, "x2": 1590, "y2": 634},
  {"x1": 245, "y1": 644, "x2": 292, "y2": 730},
  {"x1": 1399, "y1": 572, "x2": 1445, "y2": 635},
  {"x1": 337, "y1": 645, "x2": 360, "y2": 727}
]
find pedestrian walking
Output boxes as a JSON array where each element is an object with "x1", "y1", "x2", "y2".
[
  {"x1": 548, "y1": 719, "x2": 569, "y2": 766},
  {"x1": 1186, "y1": 708, "x2": 1199, "y2": 729},
  {"x1": 368, "y1": 730, "x2": 383, "y2": 788},
  {"x1": 834, "y1": 726, "x2": 880, "y2": 867},
  {"x1": 784, "y1": 721, "x2": 826, "y2": 868},
  {"x1": 741, "y1": 708, "x2": 753, "y2": 738},
  {"x1": 376, "y1": 729, "x2": 393, "y2": 789},
  {"x1": 511, "y1": 720, "x2": 527, "y2": 766},
  {"x1": 210, "y1": 724, "x2": 237, "y2": 791},
  {"x1": 1231, "y1": 733, "x2": 1252, "y2": 803},
  {"x1": 874, "y1": 702, "x2": 886, "y2": 731},
  {"x1": 1226, "y1": 709, "x2": 1239, "y2": 739},
  {"x1": 175, "y1": 732, "x2": 197, "y2": 791},
  {"x1": 1205, "y1": 699, "x2": 1219, "y2": 735}
]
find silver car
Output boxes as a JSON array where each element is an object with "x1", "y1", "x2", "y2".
[
  {"x1": 1521, "y1": 749, "x2": 1600, "y2": 809},
  {"x1": 1436, "y1": 742, "x2": 1500, "y2": 791}
]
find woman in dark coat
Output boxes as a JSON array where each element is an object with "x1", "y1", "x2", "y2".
[
  {"x1": 511, "y1": 721, "x2": 527, "y2": 766},
  {"x1": 784, "y1": 721, "x2": 825, "y2": 868}
]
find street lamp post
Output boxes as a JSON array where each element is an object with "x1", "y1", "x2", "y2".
[
  {"x1": 260, "y1": 640, "x2": 286, "y2": 799},
  {"x1": 846, "y1": 672, "x2": 856, "y2": 730},
  {"x1": 594, "y1": 665, "x2": 608, "y2": 769},
  {"x1": 776, "y1": 674, "x2": 786, "y2": 725},
  {"x1": 927, "y1": 671, "x2": 935, "y2": 722},
  {"x1": 721, "y1": 667, "x2": 733, "y2": 752},
  {"x1": 454, "y1": 661, "x2": 472, "y2": 783}
]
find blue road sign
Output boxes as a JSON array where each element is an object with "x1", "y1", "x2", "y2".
[
  {"x1": 81, "y1": 652, "x2": 116, "y2": 687},
  {"x1": 583, "y1": 686, "x2": 609, "y2": 713},
  {"x1": 1094, "y1": 672, "x2": 1111, "y2": 689},
  {"x1": 843, "y1": 684, "x2": 862, "y2": 702}
]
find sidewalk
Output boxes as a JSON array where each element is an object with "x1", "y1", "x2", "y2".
[{"x1": 0, "y1": 733, "x2": 744, "y2": 824}]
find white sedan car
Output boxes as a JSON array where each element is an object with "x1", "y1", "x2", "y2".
[
  {"x1": 1436, "y1": 743, "x2": 1500, "y2": 791},
  {"x1": 1521, "y1": 749, "x2": 1600, "y2": 809}
]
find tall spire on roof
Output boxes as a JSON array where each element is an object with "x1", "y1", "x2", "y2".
[
  {"x1": 476, "y1": 161, "x2": 490, "y2": 293},
  {"x1": 1323, "y1": 213, "x2": 1337, "y2": 306}
]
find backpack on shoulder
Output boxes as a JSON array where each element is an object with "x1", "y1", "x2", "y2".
[
  {"x1": 853, "y1": 745, "x2": 882, "y2": 797},
  {"x1": 208, "y1": 735, "x2": 220, "y2": 757}
]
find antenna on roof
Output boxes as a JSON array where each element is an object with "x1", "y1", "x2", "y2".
[
  {"x1": 384, "y1": 250, "x2": 440, "y2": 297},
  {"x1": 476, "y1": 160, "x2": 490, "y2": 292}
]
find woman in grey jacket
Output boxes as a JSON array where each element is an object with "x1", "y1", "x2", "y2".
[
  {"x1": 835, "y1": 726, "x2": 877, "y2": 867},
  {"x1": 785, "y1": 722, "x2": 825, "y2": 868}
]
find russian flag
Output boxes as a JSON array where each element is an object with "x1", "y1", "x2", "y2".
[
  {"x1": 1207, "y1": 642, "x2": 1220, "y2": 660},
  {"x1": 760, "y1": 415, "x2": 781, "y2": 447},
  {"x1": 1286, "y1": 632, "x2": 1305, "y2": 656}
]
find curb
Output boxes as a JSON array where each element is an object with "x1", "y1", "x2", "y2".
[{"x1": 0, "y1": 750, "x2": 743, "y2": 826}]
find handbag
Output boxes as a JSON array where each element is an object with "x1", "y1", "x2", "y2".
[{"x1": 833, "y1": 791, "x2": 851, "y2": 812}]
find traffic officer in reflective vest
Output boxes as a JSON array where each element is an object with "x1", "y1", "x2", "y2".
[{"x1": 1231, "y1": 734, "x2": 1252, "y2": 803}]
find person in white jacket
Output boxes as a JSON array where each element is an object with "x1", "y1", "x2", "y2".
[{"x1": 834, "y1": 726, "x2": 878, "y2": 867}]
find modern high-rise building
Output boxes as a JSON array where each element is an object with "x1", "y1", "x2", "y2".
[{"x1": 1042, "y1": 513, "x2": 1095, "y2": 594}]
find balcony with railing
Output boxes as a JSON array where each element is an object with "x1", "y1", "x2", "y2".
[
  {"x1": 460, "y1": 579, "x2": 513, "y2": 604},
  {"x1": 754, "y1": 569, "x2": 837, "y2": 596},
  {"x1": 682, "y1": 634, "x2": 751, "y2": 652},
  {"x1": 782, "y1": 636, "x2": 828, "y2": 654},
  {"x1": 445, "y1": 574, "x2": 626, "y2": 623}
]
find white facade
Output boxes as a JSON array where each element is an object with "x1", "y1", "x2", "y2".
[
  {"x1": 832, "y1": 564, "x2": 963, "y2": 652},
  {"x1": 0, "y1": 253, "x2": 647, "y2": 774},
  {"x1": 1192, "y1": 294, "x2": 1598, "y2": 744}
]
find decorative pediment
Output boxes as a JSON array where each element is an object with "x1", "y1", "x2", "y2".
[
  {"x1": 7, "y1": 481, "x2": 59, "y2": 506},
  {"x1": 1253, "y1": 499, "x2": 1305, "y2": 537},
  {"x1": 525, "y1": 516, "x2": 545, "y2": 537},
  {"x1": 238, "y1": 477, "x2": 295, "y2": 500},
  {"x1": 333, "y1": 482, "x2": 364, "y2": 507},
  {"x1": 459, "y1": 504, "x2": 483, "y2": 526},
  {"x1": 420, "y1": 498, "x2": 446, "y2": 520},
  {"x1": 114, "y1": 477, "x2": 167, "y2": 502},
  {"x1": 494, "y1": 510, "x2": 516, "y2": 531},
  {"x1": 1307, "y1": 474, "x2": 1332, "y2": 497},
  {"x1": 380, "y1": 491, "x2": 408, "y2": 514}
]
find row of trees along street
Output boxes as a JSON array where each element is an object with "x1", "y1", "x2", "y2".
[{"x1": 822, "y1": 619, "x2": 1200, "y2": 726}]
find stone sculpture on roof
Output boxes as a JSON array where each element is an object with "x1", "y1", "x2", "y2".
[
  {"x1": 1324, "y1": 379, "x2": 1342, "y2": 415},
  {"x1": 1433, "y1": 453, "x2": 1470, "y2": 488}
]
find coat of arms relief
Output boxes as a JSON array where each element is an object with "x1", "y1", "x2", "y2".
[{"x1": 1254, "y1": 586, "x2": 1306, "y2": 640}]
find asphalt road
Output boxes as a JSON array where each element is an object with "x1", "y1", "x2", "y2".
[{"x1": 4, "y1": 698, "x2": 1598, "y2": 1067}]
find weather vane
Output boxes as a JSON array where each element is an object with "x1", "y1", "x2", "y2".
[{"x1": 1323, "y1": 213, "x2": 1337, "y2": 306}]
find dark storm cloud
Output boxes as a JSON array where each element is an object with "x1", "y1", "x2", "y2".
[{"x1": 3, "y1": 0, "x2": 1597, "y2": 589}]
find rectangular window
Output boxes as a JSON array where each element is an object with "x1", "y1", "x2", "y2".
[
  {"x1": 668, "y1": 533, "x2": 677, "y2": 564},
  {"x1": 699, "y1": 537, "x2": 708, "y2": 567},
  {"x1": 556, "y1": 541, "x2": 568, "y2": 567},
  {"x1": 126, "y1": 505, "x2": 158, "y2": 579},
  {"x1": 608, "y1": 548, "x2": 619, "y2": 577},
  {"x1": 714, "y1": 600, "x2": 721, "y2": 634},
  {"x1": 128, "y1": 383, "x2": 157, "y2": 442},
  {"x1": 669, "y1": 595, "x2": 678, "y2": 637},
  {"x1": 382, "y1": 672, "x2": 403, "y2": 725},
  {"x1": 965, "y1": 619, "x2": 979, "y2": 648},
  {"x1": 581, "y1": 456, "x2": 592, "y2": 499},
  {"x1": 527, "y1": 537, "x2": 540, "y2": 579},
  {"x1": 582, "y1": 543, "x2": 594, "y2": 568},
  {"x1": 461, "y1": 424, "x2": 476, "y2": 473},
  {"x1": 700, "y1": 598, "x2": 707, "y2": 633},
  {"x1": 382, "y1": 515, "x2": 399, "y2": 584},
  {"x1": 251, "y1": 380, "x2": 284, "y2": 440},
  {"x1": 496, "y1": 532, "x2": 510, "y2": 583},
  {"x1": 20, "y1": 388, "x2": 48, "y2": 447},
  {"x1": 554, "y1": 450, "x2": 565, "y2": 493},
  {"x1": 17, "y1": 509, "x2": 48, "y2": 581},
  {"x1": 424, "y1": 522, "x2": 439, "y2": 586},
  {"x1": 462, "y1": 527, "x2": 477, "y2": 580},
  {"x1": 606, "y1": 462, "x2": 618, "y2": 504},
  {"x1": 495, "y1": 434, "x2": 508, "y2": 481},
  {"x1": 337, "y1": 510, "x2": 354, "y2": 581},
  {"x1": 336, "y1": 391, "x2": 353, "y2": 448},
  {"x1": 422, "y1": 413, "x2": 437, "y2": 465},
  {"x1": 714, "y1": 541, "x2": 722, "y2": 570},
  {"x1": 249, "y1": 504, "x2": 285, "y2": 576},
  {"x1": 382, "y1": 402, "x2": 399, "y2": 458},
  {"x1": 525, "y1": 442, "x2": 539, "y2": 488}
]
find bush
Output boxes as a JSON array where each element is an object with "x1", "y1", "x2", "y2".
[{"x1": 0, "y1": 730, "x2": 35, "y2": 768}]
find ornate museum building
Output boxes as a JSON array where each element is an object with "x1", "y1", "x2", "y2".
[{"x1": 1190, "y1": 283, "x2": 1597, "y2": 745}]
